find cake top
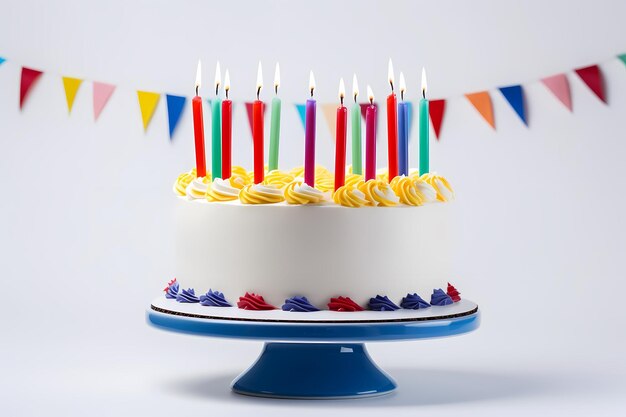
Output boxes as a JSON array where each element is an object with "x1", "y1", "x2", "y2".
[{"x1": 173, "y1": 165, "x2": 454, "y2": 208}]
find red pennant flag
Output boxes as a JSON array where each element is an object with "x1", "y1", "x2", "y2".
[
  {"x1": 429, "y1": 99, "x2": 446, "y2": 140},
  {"x1": 20, "y1": 67, "x2": 43, "y2": 109},
  {"x1": 574, "y1": 65, "x2": 606, "y2": 104},
  {"x1": 244, "y1": 102, "x2": 266, "y2": 140}
]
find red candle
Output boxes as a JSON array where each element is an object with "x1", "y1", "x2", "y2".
[
  {"x1": 192, "y1": 61, "x2": 207, "y2": 178},
  {"x1": 386, "y1": 59, "x2": 398, "y2": 180},
  {"x1": 253, "y1": 62, "x2": 264, "y2": 184},
  {"x1": 334, "y1": 78, "x2": 347, "y2": 191},
  {"x1": 365, "y1": 86, "x2": 377, "y2": 181},
  {"x1": 222, "y1": 70, "x2": 232, "y2": 179}
]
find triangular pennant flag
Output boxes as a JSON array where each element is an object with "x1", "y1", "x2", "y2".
[
  {"x1": 618, "y1": 54, "x2": 626, "y2": 67},
  {"x1": 429, "y1": 99, "x2": 446, "y2": 140},
  {"x1": 93, "y1": 82, "x2": 116, "y2": 120},
  {"x1": 0, "y1": 57, "x2": 5, "y2": 66},
  {"x1": 137, "y1": 91, "x2": 161, "y2": 132},
  {"x1": 465, "y1": 92, "x2": 495, "y2": 129},
  {"x1": 541, "y1": 74, "x2": 572, "y2": 111},
  {"x1": 20, "y1": 67, "x2": 43, "y2": 109},
  {"x1": 574, "y1": 65, "x2": 606, "y2": 103},
  {"x1": 295, "y1": 103, "x2": 306, "y2": 130},
  {"x1": 244, "y1": 102, "x2": 266, "y2": 140},
  {"x1": 321, "y1": 103, "x2": 338, "y2": 142},
  {"x1": 166, "y1": 94, "x2": 186, "y2": 139},
  {"x1": 62, "y1": 77, "x2": 83, "y2": 113},
  {"x1": 360, "y1": 103, "x2": 368, "y2": 120},
  {"x1": 498, "y1": 85, "x2": 527, "y2": 126}
]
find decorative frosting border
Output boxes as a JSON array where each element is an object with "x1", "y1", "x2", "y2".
[
  {"x1": 174, "y1": 165, "x2": 454, "y2": 208},
  {"x1": 163, "y1": 279, "x2": 462, "y2": 312}
]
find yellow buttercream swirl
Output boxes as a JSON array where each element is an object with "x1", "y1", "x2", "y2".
[
  {"x1": 289, "y1": 165, "x2": 334, "y2": 192},
  {"x1": 186, "y1": 176, "x2": 211, "y2": 199},
  {"x1": 206, "y1": 177, "x2": 241, "y2": 202},
  {"x1": 173, "y1": 168, "x2": 201, "y2": 196},
  {"x1": 344, "y1": 173, "x2": 364, "y2": 187},
  {"x1": 239, "y1": 184, "x2": 285, "y2": 204},
  {"x1": 391, "y1": 175, "x2": 431, "y2": 206},
  {"x1": 263, "y1": 170, "x2": 295, "y2": 189},
  {"x1": 376, "y1": 169, "x2": 389, "y2": 183},
  {"x1": 358, "y1": 179, "x2": 400, "y2": 207},
  {"x1": 229, "y1": 166, "x2": 251, "y2": 187},
  {"x1": 284, "y1": 180, "x2": 327, "y2": 205},
  {"x1": 419, "y1": 173, "x2": 454, "y2": 202},
  {"x1": 332, "y1": 184, "x2": 369, "y2": 208}
]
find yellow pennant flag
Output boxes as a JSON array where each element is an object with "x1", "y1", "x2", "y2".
[
  {"x1": 62, "y1": 77, "x2": 83, "y2": 113},
  {"x1": 137, "y1": 91, "x2": 161, "y2": 131}
]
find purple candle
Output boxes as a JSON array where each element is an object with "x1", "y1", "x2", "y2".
[
  {"x1": 304, "y1": 71, "x2": 317, "y2": 187},
  {"x1": 365, "y1": 85, "x2": 377, "y2": 181}
]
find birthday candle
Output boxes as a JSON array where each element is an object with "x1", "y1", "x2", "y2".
[
  {"x1": 351, "y1": 74, "x2": 362, "y2": 175},
  {"x1": 386, "y1": 59, "x2": 399, "y2": 180},
  {"x1": 419, "y1": 68, "x2": 430, "y2": 175},
  {"x1": 334, "y1": 78, "x2": 347, "y2": 191},
  {"x1": 268, "y1": 63, "x2": 281, "y2": 171},
  {"x1": 365, "y1": 85, "x2": 377, "y2": 181},
  {"x1": 398, "y1": 72, "x2": 409, "y2": 176},
  {"x1": 221, "y1": 70, "x2": 232, "y2": 179},
  {"x1": 192, "y1": 60, "x2": 207, "y2": 178},
  {"x1": 253, "y1": 62, "x2": 265, "y2": 184},
  {"x1": 304, "y1": 71, "x2": 316, "y2": 187},
  {"x1": 211, "y1": 62, "x2": 222, "y2": 179}
]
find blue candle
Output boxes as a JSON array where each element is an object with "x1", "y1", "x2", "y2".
[{"x1": 397, "y1": 72, "x2": 409, "y2": 176}]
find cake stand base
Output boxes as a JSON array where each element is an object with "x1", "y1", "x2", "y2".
[{"x1": 232, "y1": 342, "x2": 396, "y2": 399}]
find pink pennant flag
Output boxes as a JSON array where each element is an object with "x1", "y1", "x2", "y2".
[
  {"x1": 541, "y1": 74, "x2": 572, "y2": 112},
  {"x1": 93, "y1": 82, "x2": 116, "y2": 120}
]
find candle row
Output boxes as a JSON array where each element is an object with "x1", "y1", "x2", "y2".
[{"x1": 191, "y1": 59, "x2": 431, "y2": 190}]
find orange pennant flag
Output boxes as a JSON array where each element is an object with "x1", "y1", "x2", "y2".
[
  {"x1": 465, "y1": 91, "x2": 495, "y2": 129},
  {"x1": 321, "y1": 103, "x2": 338, "y2": 143}
]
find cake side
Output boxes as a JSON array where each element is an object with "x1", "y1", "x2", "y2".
[{"x1": 175, "y1": 198, "x2": 453, "y2": 308}]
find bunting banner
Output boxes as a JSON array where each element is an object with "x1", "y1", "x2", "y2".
[
  {"x1": 575, "y1": 65, "x2": 606, "y2": 103},
  {"x1": 295, "y1": 103, "x2": 306, "y2": 129},
  {"x1": 541, "y1": 74, "x2": 572, "y2": 111},
  {"x1": 498, "y1": 85, "x2": 527, "y2": 126},
  {"x1": 166, "y1": 94, "x2": 186, "y2": 139},
  {"x1": 137, "y1": 91, "x2": 160, "y2": 131},
  {"x1": 429, "y1": 99, "x2": 446, "y2": 140},
  {"x1": 3, "y1": 52, "x2": 626, "y2": 139},
  {"x1": 465, "y1": 91, "x2": 495, "y2": 129},
  {"x1": 93, "y1": 82, "x2": 116, "y2": 120},
  {"x1": 244, "y1": 102, "x2": 266, "y2": 140},
  {"x1": 20, "y1": 67, "x2": 43, "y2": 109},
  {"x1": 62, "y1": 77, "x2": 83, "y2": 113},
  {"x1": 321, "y1": 103, "x2": 337, "y2": 142}
]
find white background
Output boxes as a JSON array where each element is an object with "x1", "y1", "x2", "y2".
[{"x1": 1, "y1": 0, "x2": 626, "y2": 415}]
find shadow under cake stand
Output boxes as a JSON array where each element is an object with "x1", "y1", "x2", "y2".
[{"x1": 147, "y1": 297, "x2": 480, "y2": 399}]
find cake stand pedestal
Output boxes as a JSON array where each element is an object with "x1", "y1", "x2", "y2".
[{"x1": 147, "y1": 299, "x2": 480, "y2": 399}]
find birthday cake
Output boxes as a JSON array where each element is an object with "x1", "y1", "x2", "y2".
[{"x1": 158, "y1": 61, "x2": 466, "y2": 314}]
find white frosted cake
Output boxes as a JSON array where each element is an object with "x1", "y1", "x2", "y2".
[{"x1": 162, "y1": 166, "x2": 463, "y2": 312}]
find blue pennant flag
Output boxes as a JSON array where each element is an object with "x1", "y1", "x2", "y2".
[
  {"x1": 295, "y1": 103, "x2": 306, "y2": 130},
  {"x1": 166, "y1": 94, "x2": 186, "y2": 139},
  {"x1": 498, "y1": 85, "x2": 527, "y2": 126},
  {"x1": 0, "y1": 57, "x2": 5, "y2": 66}
]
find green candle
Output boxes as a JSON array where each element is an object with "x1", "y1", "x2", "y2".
[
  {"x1": 351, "y1": 74, "x2": 362, "y2": 175},
  {"x1": 268, "y1": 63, "x2": 281, "y2": 171},
  {"x1": 419, "y1": 68, "x2": 429, "y2": 175},
  {"x1": 211, "y1": 62, "x2": 222, "y2": 179}
]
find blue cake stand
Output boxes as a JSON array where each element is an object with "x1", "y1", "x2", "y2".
[{"x1": 147, "y1": 298, "x2": 480, "y2": 399}]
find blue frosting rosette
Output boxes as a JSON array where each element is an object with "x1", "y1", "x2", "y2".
[
  {"x1": 400, "y1": 293, "x2": 431, "y2": 309},
  {"x1": 281, "y1": 296, "x2": 320, "y2": 312},
  {"x1": 176, "y1": 288, "x2": 200, "y2": 303},
  {"x1": 430, "y1": 288, "x2": 453, "y2": 306},
  {"x1": 368, "y1": 295, "x2": 400, "y2": 311},
  {"x1": 199, "y1": 289, "x2": 232, "y2": 307}
]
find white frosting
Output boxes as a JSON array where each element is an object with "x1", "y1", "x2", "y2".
[
  {"x1": 251, "y1": 184, "x2": 283, "y2": 196},
  {"x1": 293, "y1": 182, "x2": 328, "y2": 201},
  {"x1": 175, "y1": 198, "x2": 454, "y2": 307},
  {"x1": 435, "y1": 178, "x2": 455, "y2": 201},
  {"x1": 415, "y1": 180, "x2": 438, "y2": 203},
  {"x1": 186, "y1": 178, "x2": 209, "y2": 199}
]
